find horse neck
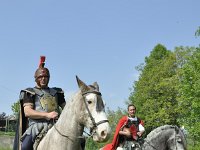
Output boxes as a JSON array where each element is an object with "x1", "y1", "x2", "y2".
[
  {"x1": 56, "y1": 92, "x2": 84, "y2": 137},
  {"x1": 144, "y1": 126, "x2": 175, "y2": 150}
]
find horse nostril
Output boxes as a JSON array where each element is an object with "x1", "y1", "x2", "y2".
[{"x1": 101, "y1": 130, "x2": 107, "y2": 138}]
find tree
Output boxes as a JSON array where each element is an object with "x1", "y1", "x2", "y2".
[
  {"x1": 177, "y1": 46, "x2": 200, "y2": 146},
  {"x1": 195, "y1": 26, "x2": 200, "y2": 37},
  {"x1": 130, "y1": 44, "x2": 200, "y2": 147},
  {"x1": 0, "y1": 112, "x2": 6, "y2": 120},
  {"x1": 11, "y1": 100, "x2": 20, "y2": 117},
  {"x1": 129, "y1": 44, "x2": 181, "y2": 133}
]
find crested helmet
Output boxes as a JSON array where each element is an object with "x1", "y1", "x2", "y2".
[{"x1": 34, "y1": 56, "x2": 50, "y2": 82}]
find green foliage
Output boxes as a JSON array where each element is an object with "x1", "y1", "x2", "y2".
[
  {"x1": 0, "y1": 112, "x2": 6, "y2": 120},
  {"x1": 195, "y1": 26, "x2": 200, "y2": 37},
  {"x1": 0, "y1": 131, "x2": 15, "y2": 136},
  {"x1": 187, "y1": 133, "x2": 200, "y2": 150},
  {"x1": 177, "y1": 47, "x2": 200, "y2": 143},
  {"x1": 85, "y1": 137, "x2": 100, "y2": 150},
  {"x1": 0, "y1": 147, "x2": 12, "y2": 150},
  {"x1": 129, "y1": 44, "x2": 180, "y2": 133},
  {"x1": 11, "y1": 100, "x2": 20, "y2": 116},
  {"x1": 129, "y1": 44, "x2": 200, "y2": 148}
]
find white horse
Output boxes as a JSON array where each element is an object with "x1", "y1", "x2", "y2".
[{"x1": 37, "y1": 76, "x2": 111, "y2": 150}]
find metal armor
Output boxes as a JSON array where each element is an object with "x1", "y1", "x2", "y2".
[
  {"x1": 34, "y1": 68, "x2": 50, "y2": 80},
  {"x1": 126, "y1": 117, "x2": 140, "y2": 131},
  {"x1": 40, "y1": 92, "x2": 57, "y2": 112},
  {"x1": 20, "y1": 87, "x2": 59, "y2": 125}
]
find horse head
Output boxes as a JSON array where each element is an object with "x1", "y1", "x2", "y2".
[
  {"x1": 167, "y1": 126, "x2": 187, "y2": 150},
  {"x1": 143, "y1": 125, "x2": 187, "y2": 150},
  {"x1": 76, "y1": 76, "x2": 111, "y2": 142}
]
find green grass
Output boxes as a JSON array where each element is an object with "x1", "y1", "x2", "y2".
[
  {"x1": 0, "y1": 132, "x2": 14, "y2": 150},
  {"x1": 0, "y1": 147, "x2": 11, "y2": 150},
  {"x1": 0, "y1": 131, "x2": 15, "y2": 137}
]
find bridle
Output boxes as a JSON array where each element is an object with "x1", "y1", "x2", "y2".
[
  {"x1": 54, "y1": 90, "x2": 109, "y2": 138},
  {"x1": 82, "y1": 90, "x2": 109, "y2": 135},
  {"x1": 168, "y1": 126, "x2": 179, "y2": 150}
]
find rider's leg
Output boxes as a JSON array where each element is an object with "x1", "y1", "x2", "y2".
[
  {"x1": 80, "y1": 138, "x2": 86, "y2": 150},
  {"x1": 21, "y1": 134, "x2": 33, "y2": 150}
]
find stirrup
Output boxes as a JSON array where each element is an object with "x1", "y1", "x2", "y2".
[
  {"x1": 131, "y1": 143, "x2": 135, "y2": 147},
  {"x1": 131, "y1": 143, "x2": 141, "y2": 148}
]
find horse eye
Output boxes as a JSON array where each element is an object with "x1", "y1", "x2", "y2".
[
  {"x1": 87, "y1": 100, "x2": 92, "y2": 104},
  {"x1": 177, "y1": 138, "x2": 182, "y2": 143}
]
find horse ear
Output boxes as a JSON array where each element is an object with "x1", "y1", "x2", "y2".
[
  {"x1": 76, "y1": 76, "x2": 90, "y2": 92},
  {"x1": 93, "y1": 82, "x2": 99, "y2": 91}
]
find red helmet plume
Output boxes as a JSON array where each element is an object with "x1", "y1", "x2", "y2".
[
  {"x1": 34, "y1": 56, "x2": 50, "y2": 80},
  {"x1": 39, "y1": 56, "x2": 46, "y2": 68}
]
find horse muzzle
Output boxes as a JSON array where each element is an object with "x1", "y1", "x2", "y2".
[{"x1": 91, "y1": 121, "x2": 111, "y2": 142}]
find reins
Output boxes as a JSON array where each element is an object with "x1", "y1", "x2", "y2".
[
  {"x1": 54, "y1": 124, "x2": 85, "y2": 139},
  {"x1": 51, "y1": 118, "x2": 85, "y2": 139}
]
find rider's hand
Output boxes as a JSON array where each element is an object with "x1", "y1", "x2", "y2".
[
  {"x1": 124, "y1": 130, "x2": 132, "y2": 138},
  {"x1": 119, "y1": 128, "x2": 132, "y2": 138},
  {"x1": 137, "y1": 131, "x2": 143, "y2": 137},
  {"x1": 46, "y1": 111, "x2": 58, "y2": 120}
]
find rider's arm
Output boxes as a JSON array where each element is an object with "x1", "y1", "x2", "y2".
[
  {"x1": 119, "y1": 128, "x2": 132, "y2": 138},
  {"x1": 137, "y1": 123, "x2": 145, "y2": 137},
  {"x1": 22, "y1": 90, "x2": 58, "y2": 120},
  {"x1": 24, "y1": 104, "x2": 58, "y2": 120}
]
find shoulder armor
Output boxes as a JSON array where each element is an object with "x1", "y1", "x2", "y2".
[
  {"x1": 136, "y1": 117, "x2": 142, "y2": 125},
  {"x1": 52, "y1": 87, "x2": 64, "y2": 94},
  {"x1": 21, "y1": 88, "x2": 36, "y2": 95},
  {"x1": 19, "y1": 88, "x2": 35, "y2": 101}
]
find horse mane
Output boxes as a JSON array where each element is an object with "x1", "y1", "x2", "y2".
[
  {"x1": 59, "y1": 90, "x2": 83, "y2": 120},
  {"x1": 145, "y1": 125, "x2": 175, "y2": 140}
]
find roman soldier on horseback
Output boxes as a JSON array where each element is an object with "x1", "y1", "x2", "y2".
[{"x1": 13, "y1": 56, "x2": 66, "y2": 150}]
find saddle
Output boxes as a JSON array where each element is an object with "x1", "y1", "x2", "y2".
[{"x1": 33, "y1": 123, "x2": 53, "y2": 150}]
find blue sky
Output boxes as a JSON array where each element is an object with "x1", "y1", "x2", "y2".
[{"x1": 0, "y1": 0, "x2": 199, "y2": 115}]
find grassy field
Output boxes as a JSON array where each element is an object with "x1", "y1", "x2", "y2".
[
  {"x1": 0, "y1": 147, "x2": 11, "y2": 150},
  {"x1": 0, "y1": 131, "x2": 15, "y2": 137},
  {"x1": 0, "y1": 131, "x2": 14, "y2": 150}
]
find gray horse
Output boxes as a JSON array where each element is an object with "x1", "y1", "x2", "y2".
[
  {"x1": 141, "y1": 125, "x2": 187, "y2": 150},
  {"x1": 36, "y1": 76, "x2": 111, "y2": 150}
]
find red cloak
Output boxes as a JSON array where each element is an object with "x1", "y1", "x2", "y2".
[{"x1": 102, "y1": 116, "x2": 144, "y2": 150}]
